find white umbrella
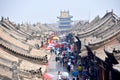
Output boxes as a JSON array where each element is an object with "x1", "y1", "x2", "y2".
[
  {"x1": 62, "y1": 41, "x2": 69, "y2": 45},
  {"x1": 61, "y1": 72, "x2": 69, "y2": 79},
  {"x1": 49, "y1": 43, "x2": 55, "y2": 46},
  {"x1": 47, "y1": 45, "x2": 54, "y2": 48}
]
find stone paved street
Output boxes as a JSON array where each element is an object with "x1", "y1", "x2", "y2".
[{"x1": 46, "y1": 54, "x2": 73, "y2": 80}]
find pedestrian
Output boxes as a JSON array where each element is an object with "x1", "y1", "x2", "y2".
[
  {"x1": 67, "y1": 65, "x2": 71, "y2": 72},
  {"x1": 60, "y1": 55, "x2": 63, "y2": 64},
  {"x1": 72, "y1": 78, "x2": 75, "y2": 80},
  {"x1": 55, "y1": 55, "x2": 58, "y2": 62},
  {"x1": 77, "y1": 64, "x2": 83, "y2": 75},
  {"x1": 67, "y1": 61, "x2": 71, "y2": 72},
  {"x1": 82, "y1": 68, "x2": 89, "y2": 79},
  {"x1": 57, "y1": 71, "x2": 62, "y2": 80},
  {"x1": 76, "y1": 75, "x2": 79, "y2": 80},
  {"x1": 70, "y1": 63, "x2": 74, "y2": 72},
  {"x1": 79, "y1": 75, "x2": 83, "y2": 80}
]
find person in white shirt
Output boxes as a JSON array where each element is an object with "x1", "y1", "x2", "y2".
[{"x1": 57, "y1": 71, "x2": 62, "y2": 80}]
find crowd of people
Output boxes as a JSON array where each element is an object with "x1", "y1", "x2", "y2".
[{"x1": 50, "y1": 42, "x2": 91, "y2": 80}]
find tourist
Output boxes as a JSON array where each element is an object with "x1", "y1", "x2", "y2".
[
  {"x1": 57, "y1": 71, "x2": 62, "y2": 80},
  {"x1": 67, "y1": 59, "x2": 71, "y2": 72},
  {"x1": 77, "y1": 64, "x2": 83, "y2": 75},
  {"x1": 76, "y1": 75, "x2": 79, "y2": 80},
  {"x1": 70, "y1": 63, "x2": 74, "y2": 72},
  {"x1": 72, "y1": 78, "x2": 75, "y2": 80}
]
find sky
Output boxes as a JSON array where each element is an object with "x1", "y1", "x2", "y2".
[{"x1": 0, "y1": 0, "x2": 120, "y2": 24}]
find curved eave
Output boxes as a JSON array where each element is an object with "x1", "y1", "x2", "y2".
[
  {"x1": 58, "y1": 21, "x2": 73, "y2": 23},
  {"x1": 57, "y1": 16, "x2": 73, "y2": 19}
]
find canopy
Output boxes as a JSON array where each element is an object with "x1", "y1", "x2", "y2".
[{"x1": 44, "y1": 73, "x2": 54, "y2": 80}]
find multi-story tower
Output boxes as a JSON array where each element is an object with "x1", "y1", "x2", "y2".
[{"x1": 57, "y1": 11, "x2": 73, "y2": 29}]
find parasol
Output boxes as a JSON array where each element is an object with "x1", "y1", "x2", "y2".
[
  {"x1": 72, "y1": 70, "x2": 79, "y2": 77},
  {"x1": 61, "y1": 72, "x2": 69, "y2": 79},
  {"x1": 44, "y1": 73, "x2": 54, "y2": 80},
  {"x1": 53, "y1": 36, "x2": 59, "y2": 40}
]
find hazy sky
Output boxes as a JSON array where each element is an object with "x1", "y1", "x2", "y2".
[{"x1": 0, "y1": 0, "x2": 120, "y2": 24}]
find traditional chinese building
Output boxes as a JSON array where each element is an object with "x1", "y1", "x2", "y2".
[{"x1": 57, "y1": 11, "x2": 73, "y2": 29}]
